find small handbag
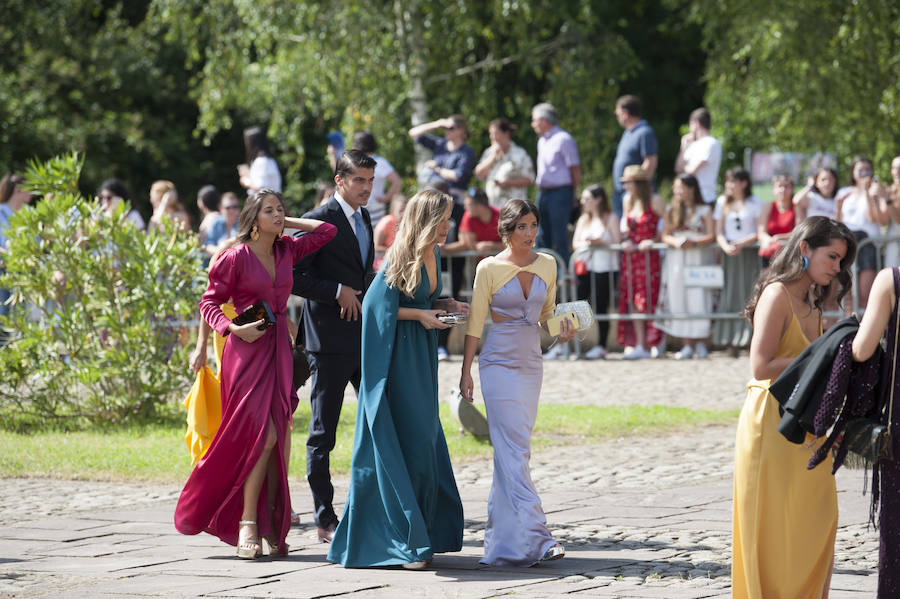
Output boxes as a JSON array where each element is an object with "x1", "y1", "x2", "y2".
[
  {"x1": 574, "y1": 259, "x2": 589, "y2": 277},
  {"x1": 232, "y1": 300, "x2": 276, "y2": 331},
  {"x1": 553, "y1": 300, "x2": 594, "y2": 332},
  {"x1": 843, "y1": 290, "x2": 898, "y2": 467}
]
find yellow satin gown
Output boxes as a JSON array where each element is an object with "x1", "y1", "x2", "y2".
[{"x1": 732, "y1": 299, "x2": 837, "y2": 598}]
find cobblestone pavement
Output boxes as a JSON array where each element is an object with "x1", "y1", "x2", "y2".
[
  {"x1": 330, "y1": 352, "x2": 752, "y2": 411},
  {"x1": 0, "y1": 352, "x2": 881, "y2": 598}
]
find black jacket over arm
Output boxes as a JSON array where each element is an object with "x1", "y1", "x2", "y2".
[
  {"x1": 770, "y1": 316, "x2": 860, "y2": 443},
  {"x1": 292, "y1": 197, "x2": 375, "y2": 355}
]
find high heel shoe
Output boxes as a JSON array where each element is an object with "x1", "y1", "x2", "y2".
[
  {"x1": 262, "y1": 534, "x2": 289, "y2": 557},
  {"x1": 540, "y1": 543, "x2": 565, "y2": 562},
  {"x1": 237, "y1": 520, "x2": 262, "y2": 559}
]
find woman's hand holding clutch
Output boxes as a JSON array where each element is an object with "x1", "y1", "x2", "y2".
[
  {"x1": 229, "y1": 319, "x2": 268, "y2": 343},
  {"x1": 418, "y1": 309, "x2": 451, "y2": 330},
  {"x1": 558, "y1": 318, "x2": 577, "y2": 343}
]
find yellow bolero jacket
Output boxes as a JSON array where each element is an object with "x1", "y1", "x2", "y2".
[{"x1": 466, "y1": 252, "x2": 557, "y2": 339}]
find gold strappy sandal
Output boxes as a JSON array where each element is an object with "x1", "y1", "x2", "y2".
[{"x1": 237, "y1": 520, "x2": 262, "y2": 559}]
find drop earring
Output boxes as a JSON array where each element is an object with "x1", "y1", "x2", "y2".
[
  {"x1": 801, "y1": 256, "x2": 809, "y2": 271},
  {"x1": 251, "y1": 224, "x2": 260, "y2": 241}
]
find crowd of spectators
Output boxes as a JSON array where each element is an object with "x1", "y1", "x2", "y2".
[{"x1": 4, "y1": 102, "x2": 900, "y2": 360}]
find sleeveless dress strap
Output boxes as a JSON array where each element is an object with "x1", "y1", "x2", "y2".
[{"x1": 778, "y1": 282, "x2": 798, "y2": 319}]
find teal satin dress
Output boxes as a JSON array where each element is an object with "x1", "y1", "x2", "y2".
[{"x1": 327, "y1": 247, "x2": 464, "y2": 567}]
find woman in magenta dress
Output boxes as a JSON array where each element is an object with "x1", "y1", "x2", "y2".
[
  {"x1": 618, "y1": 165, "x2": 665, "y2": 360},
  {"x1": 175, "y1": 189, "x2": 336, "y2": 559}
]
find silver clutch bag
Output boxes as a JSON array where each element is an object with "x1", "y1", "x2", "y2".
[{"x1": 553, "y1": 300, "x2": 593, "y2": 331}]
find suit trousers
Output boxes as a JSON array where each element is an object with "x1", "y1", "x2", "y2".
[
  {"x1": 305, "y1": 350, "x2": 360, "y2": 529},
  {"x1": 536, "y1": 185, "x2": 573, "y2": 266}
]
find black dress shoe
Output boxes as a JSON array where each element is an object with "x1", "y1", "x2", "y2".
[{"x1": 317, "y1": 523, "x2": 336, "y2": 543}]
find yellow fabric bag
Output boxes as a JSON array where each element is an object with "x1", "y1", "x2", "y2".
[{"x1": 183, "y1": 365, "x2": 222, "y2": 465}]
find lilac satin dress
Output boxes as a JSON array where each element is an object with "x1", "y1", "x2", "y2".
[{"x1": 478, "y1": 275, "x2": 556, "y2": 566}]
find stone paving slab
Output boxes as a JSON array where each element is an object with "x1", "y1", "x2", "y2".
[
  {"x1": 323, "y1": 353, "x2": 752, "y2": 411},
  {"x1": 1, "y1": 421, "x2": 882, "y2": 598},
  {"x1": 0, "y1": 351, "x2": 886, "y2": 597}
]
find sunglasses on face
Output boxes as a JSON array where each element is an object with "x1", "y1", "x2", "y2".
[
  {"x1": 223, "y1": 204, "x2": 240, "y2": 210},
  {"x1": 858, "y1": 168, "x2": 873, "y2": 177}
]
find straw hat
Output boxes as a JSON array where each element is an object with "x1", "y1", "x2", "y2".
[{"x1": 621, "y1": 165, "x2": 651, "y2": 182}]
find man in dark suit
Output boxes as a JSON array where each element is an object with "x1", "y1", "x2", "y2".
[{"x1": 292, "y1": 150, "x2": 376, "y2": 543}]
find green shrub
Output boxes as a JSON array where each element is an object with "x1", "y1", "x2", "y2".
[{"x1": 0, "y1": 153, "x2": 205, "y2": 430}]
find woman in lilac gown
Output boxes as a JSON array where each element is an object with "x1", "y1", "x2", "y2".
[
  {"x1": 459, "y1": 199, "x2": 575, "y2": 566},
  {"x1": 175, "y1": 189, "x2": 336, "y2": 559}
]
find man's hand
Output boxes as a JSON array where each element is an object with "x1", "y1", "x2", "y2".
[
  {"x1": 445, "y1": 298, "x2": 470, "y2": 316},
  {"x1": 338, "y1": 285, "x2": 362, "y2": 321}
]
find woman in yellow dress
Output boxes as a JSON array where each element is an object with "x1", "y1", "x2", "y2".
[{"x1": 732, "y1": 216, "x2": 856, "y2": 598}]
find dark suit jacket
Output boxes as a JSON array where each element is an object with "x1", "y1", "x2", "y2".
[{"x1": 292, "y1": 197, "x2": 375, "y2": 355}]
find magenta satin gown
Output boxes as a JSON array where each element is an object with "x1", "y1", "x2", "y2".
[{"x1": 174, "y1": 224, "x2": 336, "y2": 549}]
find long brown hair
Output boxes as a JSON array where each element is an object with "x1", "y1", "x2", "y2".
[
  {"x1": 628, "y1": 180, "x2": 652, "y2": 213},
  {"x1": 744, "y1": 217, "x2": 857, "y2": 322},
  {"x1": 666, "y1": 174, "x2": 701, "y2": 230},
  {"x1": 723, "y1": 167, "x2": 752, "y2": 217},
  {"x1": 236, "y1": 188, "x2": 285, "y2": 243}
]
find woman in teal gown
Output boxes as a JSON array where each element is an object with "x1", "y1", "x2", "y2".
[{"x1": 327, "y1": 189, "x2": 467, "y2": 569}]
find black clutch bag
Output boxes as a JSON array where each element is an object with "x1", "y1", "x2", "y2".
[{"x1": 232, "y1": 301, "x2": 276, "y2": 331}]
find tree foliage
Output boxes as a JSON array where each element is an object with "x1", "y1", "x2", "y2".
[
  {"x1": 0, "y1": 154, "x2": 205, "y2": 431},
  {"x1": 690, "y1": 0, "x2": 900, "y2": 172},
  {"x1": 3, "y1": 1, "x2": 707, "y2": 215},
  {"x1": 152, "y1": 0, "x2": 705, "y2": 204},
  {"x1": 0, "y1": 0, "x2": 243, "y2": 220}
]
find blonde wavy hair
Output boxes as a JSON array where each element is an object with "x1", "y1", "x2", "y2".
[{"x1": 384, "y1": 188, "x2": 453, "y2": 297}]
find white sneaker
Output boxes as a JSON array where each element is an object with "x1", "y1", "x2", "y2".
[
  {"x1": 623, "y1": 346, "x2": 635, "y2": 356},
  {"x1": 674, "y1": 345, "x2": 694, "y2": 360},
  {"x1": 650, "y1": 345, "x2": 662, "y2": 359},
  {"x1": 543, "y1": 344, "x2": 567, "y2": 361},
  {"x1": 623, "y1": 345, "x2": 649, "y2": 360},
  {"x1": 437, "y1": 347, "x2": 449, "y2": 361},
  {"x1": 695, "y1": 342, "x2": 709, "y2": 359},
  {"x1": 584, "y1": 345, "x2": 607, "y2": 360}
]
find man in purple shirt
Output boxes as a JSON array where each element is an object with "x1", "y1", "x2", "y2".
[{"x1": 531, "y1": 102, "x2": 581, "y2": 265}]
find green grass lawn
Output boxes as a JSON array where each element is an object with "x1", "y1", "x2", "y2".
[{"x1": 0, "y1": 403, "x2": 739, "y2": 483}]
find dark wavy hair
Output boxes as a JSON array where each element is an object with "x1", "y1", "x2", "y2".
[
  {"x1": 744, "y1": 216, "x2": 857, "y2": 322},
  {"x1": 498, "y1": 198, "x2": 539, "y2": 242}
]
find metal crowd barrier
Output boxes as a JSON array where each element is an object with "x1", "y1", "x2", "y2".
[
  {"x1": 170, "y1": 234, "x2": 900, "y2": 354},
  {"x1": 440, "y1": 234, "x2": 900, "y2": 358}
]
